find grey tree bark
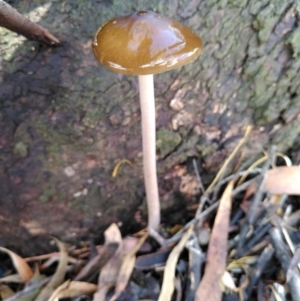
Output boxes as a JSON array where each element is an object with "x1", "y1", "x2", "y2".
[{"x1": 0, "y1": 0, "x2": 300, "y2": 254}]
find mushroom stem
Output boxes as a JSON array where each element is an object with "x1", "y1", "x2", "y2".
[{"x1": 138, "y1": 74, "x2": 160, "y2": 230}]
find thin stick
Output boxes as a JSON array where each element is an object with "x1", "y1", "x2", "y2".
[
  {"x1": 0, "y1": 0, "x2": 59, "y2": 45},
  {"x1": 205, "y1": 125, "x2": 252, "y2": 194},
  {"x1": 236, "y1": 146, "x2": 276, "y2": 258},
  {"x1": 192, "y1": 159, "x2": 206, "y2": 195}
]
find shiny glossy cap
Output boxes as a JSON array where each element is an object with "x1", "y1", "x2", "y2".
[{"x1": 92, "y1": 11, "x2": 203, "y2": 75}]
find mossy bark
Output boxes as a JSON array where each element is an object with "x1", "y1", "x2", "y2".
[{"x1": 0, "y1": 0, "x2": 300, "y2": 254}]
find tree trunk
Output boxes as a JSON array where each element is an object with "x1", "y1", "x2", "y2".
[{"x1": 0, "y1": 0, "x2": 299, "y2": 254}]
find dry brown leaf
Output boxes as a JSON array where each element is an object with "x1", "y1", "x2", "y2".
[
  {"x1": 263, "y1": 166, "x2": 300, "y2": 195},
  {"x1": 16, "y1": 268, "x2": 48, "y2": 301},
  {"x1": 109, "y1": 233, "x2": 148, "y2": 301},
  {"x1": 1, "y1": 277, "x2": 50, "y2": 301},
  {"x1": 35, "y1": 238, "x2": 68, "y2": 301},
  {"x1": 0, "y1": 247, "x2": 33, "y2": 283},
  {"x1": 0, "y1": 274, "x2": 23, "y2": 283},
  {"x1": 66, "y1": 281, "x2": 98, "y2": 295},
  {"x1": 109, "y1": 256, "x2": 135, "y2": 301},
  {"x1": 73, "y1": 244, "x2": 118, "y2": 282},
  {"x1": 221, "y1": 271, "x2": 237, "y2": 291},
  {"x1": 39, "y1": 253, "x2": 83, "y2": 270},
  {"x1": 48, "y1": 280, "x2": 97, "y2": 301},
  {"x1": 195, "y1": 181, "x2": 234, "y2": 301},
  {"x1": 0, "y1": 283, "x2": 15, "y2": 299},
  {"x1": 47, "y1": 280, "x2": 70, "y2": 301},
  {"x1": 246, "y1": 166, "x2": 300, "y2": 198},
  {"x1": 158, "y1": 225, "x2": 194, "y2": 301},
  {"x1": 122, "y1": 236, "x2": 141, "y2": 254},
  {"x1": 93, "y1": 223, "x2": 123, "y2": 301}
]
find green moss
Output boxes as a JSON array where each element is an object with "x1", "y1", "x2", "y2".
[
  {"x1": 272, "y1": 123, "x2": 300, "y2": 151},
  {"x1": 39, "y1": 185, "x2": 57, "y2": 203},
  {"x1": 286, "y1": 28, "x2": 300, "y2": 58},
  {"x1": 13, "y1": 141, "x2": 28, "y2": 157},
  {"x1": 206, "y1": 0, "x2": 221, "y2": 8},
  {"x1": 31, "y1": 116, "x2": 89, "y2": 169},
  {"x1": 156, "y1": 128, "x2": 182, "y2": 158},
  {"x1": 34, "y1": 118, "x2": 82, "y2": 147},
  {"x1": 81, "y1": 108, "x2": 104, "y2": 128},
  {"x1": 227, "y1": 0, "x2": 247, "y2": 8},
  {"x1": 69, "y1": 195, "x2": 89, "y2": 214},
  {"x1": 217, "y1": 0, "x2": 228, "y2": 9},
  {"x1": 68, "y1": 184, "x2": 103, "y2": 215},
  {"x1": 45, "y1": 143, "x2": 64, "y2": 166},
  {"x1": 157, "y1": 132, "x2": 208, "y2": 172},
  {"x1": 249, "y1": 1, "x2": 269, "y2": 14},
  {"x1": 244, "y1": 58, "x2": 266, "y2": 77},
  {"x1": 252, "y1": 1, "x2": 288, "y2": 43},
  {"x1": 196, "y1": 143, "x2": 218, "y2": 158}
]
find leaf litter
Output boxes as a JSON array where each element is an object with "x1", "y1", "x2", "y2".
[
  {"x1": 0, "y1": 247, "x2": 33, "y2": 283},
  {"x1": 1, "y1": 127, "x2": 300, "y2": 300}
]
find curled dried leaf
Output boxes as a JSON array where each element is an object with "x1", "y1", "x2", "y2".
[
  {"x1": 221, "y1": 271, "x2": 237, "y2": 291},
  {"x1": 0, "y1": 284, "x2": 15, "y2": 299},
  {"x1": 0, "y1": 247, "x2": 33, "y2": 283},
  {"x1": 48, "y1": 281, "x2": 97, "y2": 301},
  {"x1": 158, "y1": 225, "x2": 194, "y2": 301},
  {"x1": 94, "y1": 224, "x2": 123, "y2": 301},
  {"x1": 109, "y1": 233, "x2": 148, "y2": 301},
  {"x1": 35, "y1": 238, "x2": 68, "y2": 301},
  {"x1": 263, "y1": 166, "x2": 300, "y2": 195},
  {"x1": 195, "y1": 181, "x2": 234, "y2": 301}
]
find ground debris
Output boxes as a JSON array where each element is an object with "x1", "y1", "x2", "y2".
[{"x1": 1, "y1": 131, "x2": 300, "y2": 301}]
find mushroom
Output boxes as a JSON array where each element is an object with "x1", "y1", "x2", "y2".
[{"x1": 92, "y1": 11, "x2": 203, "y2": 230}]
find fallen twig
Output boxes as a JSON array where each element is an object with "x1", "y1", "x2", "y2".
[
  {"x1": 236, "y1": 146, "x2": 276, "y2": 257},
  {"x1": 0, "y1": 0, "x2": 59, "y2": 45},
  {"x1": 269, "y1": 227, "x2": 300, "y2": 301}
]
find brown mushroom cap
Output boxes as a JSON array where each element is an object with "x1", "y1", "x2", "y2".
[{"x1": 92, "y1": 11, "x2": 203, "y2": 75}]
